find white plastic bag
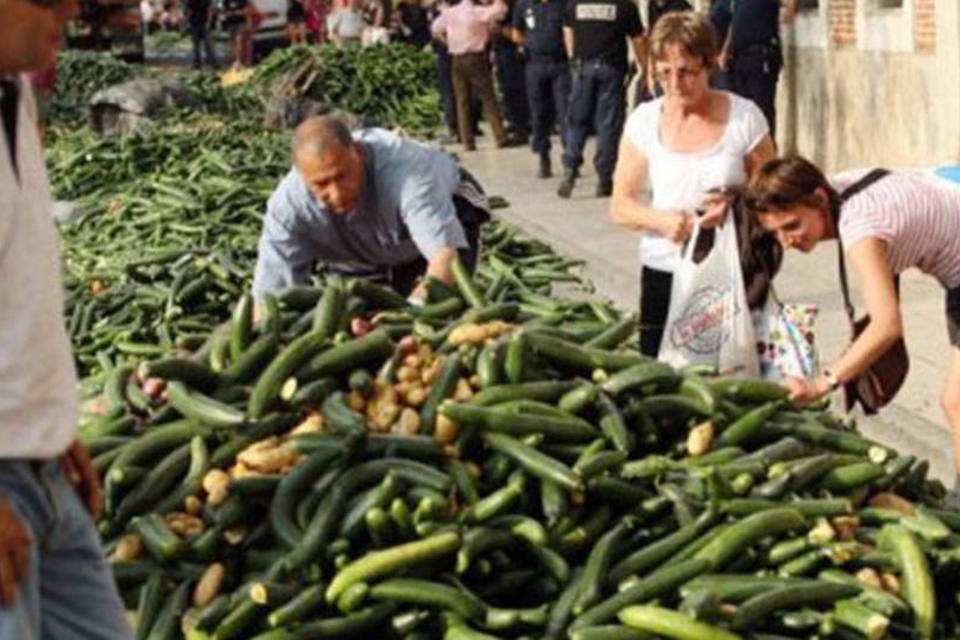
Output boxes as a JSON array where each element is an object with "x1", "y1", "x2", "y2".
[{"x1": 658, "y1": 219, "x2": 759, "y2": 376}]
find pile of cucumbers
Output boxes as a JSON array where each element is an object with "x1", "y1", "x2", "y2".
[{"x1": 82, "y1": 247, "x2": 960, "y2": 639}]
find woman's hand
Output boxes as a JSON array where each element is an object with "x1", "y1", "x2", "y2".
[
  {"x1": 660, "y1": 211, "x2": 694, "y2": 244},
  {"x1": 698, "y1": 190, "x2": 730, "y2": 229},
  {"x1": 784, "y1": 375, "x2": 832, "y2": 405}
]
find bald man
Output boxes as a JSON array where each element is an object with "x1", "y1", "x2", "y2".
[{"x1": 253, "y1": 116, "x2": 489, "y2": 301}]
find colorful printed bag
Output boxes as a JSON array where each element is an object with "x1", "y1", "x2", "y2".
[{"x1": 753, "y1": 292, "x2": 818, "y2": 382}]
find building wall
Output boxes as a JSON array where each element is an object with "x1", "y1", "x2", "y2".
[{"x1": 777, "y1": 0, "x2": 960, "y2": 172}]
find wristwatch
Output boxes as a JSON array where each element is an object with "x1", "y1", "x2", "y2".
[{"x1": 822, "y1": 369, "x2": 841, "y2": 392}]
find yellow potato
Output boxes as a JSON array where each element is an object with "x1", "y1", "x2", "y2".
[
  {"x1": 435, "y1": 414, "x2": 460, "y2": 445},
  {"x1": 193, "y1": 563, "x2": 226, "y2": 608},
  {"x1": 394, "y1": 408, "x2": 422, "y2": 435},
  {"x1": 686, "y1": 421, "x2": 714, "y2": 456},
  {"x1": 165, "y1": 513, "x2": 205, "y2": 538},
  {"x1": 203, "y1": 469, "x2": 231, "y2": 507},
  {"x1": 110, "y1": 534, "x2": 143, "y2": 563},
  {"x1": 453, "y1": 378, "x2": 474, "y2": 402}
]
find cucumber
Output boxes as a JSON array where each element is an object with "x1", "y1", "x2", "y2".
[
  {"x1": 618, "y1": 605, "x2": 741, "y2": 640},
  {"x1": 229, "y1": 292, "x2": 254, "y2": 362},
  {"x1": 166, "y1": 381, "x2": 246, "y2": 428},
  {"x1": 248, "y1": 329, "x2": 328, "y2": 419},
  {"x1": 296, "y1": 329, "x2": 394, "y2": 383},
  {"x1": 313, "y1": 277, "x2": 345, "y2": 338},
  {"x1": 421, "y1": 353, "x2": 461, "y2": 434},
  {"x1": 142, "y1": 358, "x2": 221, "y2": 393}
]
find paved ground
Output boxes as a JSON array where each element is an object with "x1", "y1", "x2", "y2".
[{"x1": 456, "y1": 136, "x2": 956, "y2": 484}]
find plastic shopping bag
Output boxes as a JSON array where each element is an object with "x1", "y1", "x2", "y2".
[
  {"x1": 753, "y1": 293, "x2": 818, "y2": 381},
  {"x1": 658, "y1": 220, "x2": 759, "y2": 376}
]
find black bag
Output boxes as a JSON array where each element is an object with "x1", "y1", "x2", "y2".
[{"x1": 834, "y1": 169, "x2": 909, "y2": 415}]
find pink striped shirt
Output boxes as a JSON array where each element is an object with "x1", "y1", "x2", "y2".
[
  {"x1": 835, "y1": 171, "x2": 960, "y2": 289},
  {"x1": 431, "y1": 1, "x2": 506, "y2": 55}
]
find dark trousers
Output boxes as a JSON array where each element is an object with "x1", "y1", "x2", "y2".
[
  {"x1": 562, "y1": 60, "x2": 626, "y2": 182},
  {"x1": 349, "y1": 195, "x2": 484, "y2": 296},
  {"x1": 526, "y1": 59, "x2": 570, "y2": 155},
  {"x1": 731, "y1": 51, "x2": 781, "y2": 137},
  {"x1": 189, "y1": 22, "x2": 216, "y2": 69},
  {"x1": 451, "y1": 51, "x2": 507, "y2": 149},
  {"x1": 638, "y1": 266, "x2": 673, "y2": 357},
  {"x1": 494, "y1": 39, "x2": 531, "y2": 135}
]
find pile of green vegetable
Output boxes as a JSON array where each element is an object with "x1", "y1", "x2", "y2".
[{"x1": 51, "y1": 49, "x2": 960, "y2": 640}]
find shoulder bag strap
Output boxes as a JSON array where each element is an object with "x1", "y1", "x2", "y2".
[{"x1": 833, "y1": 168, "x2": 891, "y2": 324}]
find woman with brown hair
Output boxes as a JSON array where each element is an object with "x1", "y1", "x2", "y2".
[
  {"x1": 609, "y1": 10, "x2": 775, "y2": 356},
  {"x1": 746, "y1": 155, "x2": 960, "y2": 496}
]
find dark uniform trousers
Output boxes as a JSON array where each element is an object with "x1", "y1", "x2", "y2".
[
  {"x1": 525, "y1": 58, "x2": 570, "y2": 154},
  {"x1": 562, "y1": 60, "x2": 625, "y2": 182},
  {"x1": 494, "y1": 38, "x2": 531, "y2": 135},
  {"x1": 731, "y1": 43, "x2": 782, "y2": 137}
]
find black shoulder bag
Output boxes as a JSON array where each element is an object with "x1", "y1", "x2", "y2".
[{"x1": 835, "y1": 168, "x2": 909, "y2": 415}]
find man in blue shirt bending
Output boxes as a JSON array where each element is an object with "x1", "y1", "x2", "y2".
[{"x1": 252, "y1": 115, "x2": 489, "y2": 302}]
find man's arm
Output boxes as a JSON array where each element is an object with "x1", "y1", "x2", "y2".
[
  {"x1": 252, "y1": 185, "x2": 317, "y2": 300},
  {"x1": 630, "y1": 34, "x2": 646, "y2": 75},
  {"x1": 563, "y1": 25, "x2": 573, "y2": 59}
]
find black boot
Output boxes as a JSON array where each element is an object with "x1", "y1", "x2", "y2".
[
  {"x1": 595, "y1": 177, "x2": 613, "y2": 198},
  {"x1": 557, "y1": 170, "x2": 576, "y2": 198},
  {"x1": 538, "y1": 152, "x2": 552, "y2": 179}
]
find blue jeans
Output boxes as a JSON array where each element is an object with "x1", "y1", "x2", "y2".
[
  {"x1": 562, "y1": 60, "x2": 627, "y2": 182},
  {"x1": 494, "y1": 38, "x2": 531, "y2": 134},
  {"x1": 525, "y1": 59, "x2": 571, "y2": 155},
  {"x1": 0, "y1": 461, "x2": 131, "y2": 640}
]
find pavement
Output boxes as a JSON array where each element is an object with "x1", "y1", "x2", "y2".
[{"x1": 455, "y1": 136, "x2": 957, "y2": 484}]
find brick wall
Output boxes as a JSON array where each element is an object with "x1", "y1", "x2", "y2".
[
  {"x1": 828, "y1": 0, "x2": 856, "y2": 49},
  {"x1": 914, "y1": 0, "x2": 936, "y2": 54}
]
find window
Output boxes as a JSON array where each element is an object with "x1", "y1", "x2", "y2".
[
  {"x1": 876, "y1": 0, "x2": 904, "y2": 8},
  {"x1": 793, "y1": 0, "x2": 827, "y2": 48},
  {"x1": 797, "y1": 0, "x2": 819, "y2": 10},
  {"x1": 857, "y1": 0, "x2": 913, "y2": 52}
]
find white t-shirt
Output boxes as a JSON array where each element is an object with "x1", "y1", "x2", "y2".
[
  {"x1": 0, "y1": 79, "x2": 78, "y2": 459},
  {"x1": 623, "y1": 92, "x2": 769, "y2": 273}
]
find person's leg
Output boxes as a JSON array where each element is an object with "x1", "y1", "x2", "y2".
[
  {"x1": 560, "y1": 63, "x2": 597, "y2": 194},
  {"x1": 639, "y1": 266, "x2": 673, "y2": 357},
  {"x1": 496, "y1": 41, "x2": 530, "y2": 137},
  {"x1": 731, "y1": 52, "x2": 778, "y2": 135},
  {"x1": 526, "y1": 62, "x2": 549, "y2": 155},
  {"x1": 551, "y1": 61, "x2": 572, "y2": 150},
  {"x1": 203, "y1": 25, "x2": 217, "y2": 68},
  {"x1": 190, "y1": 23, "x2": 203, "y2": 69},
  {"x1": 451, "y1": 55, "x2": 475, "y2": 150},
  {"x1": 592, "y1": 64, "x2": 626, "y2": 193},
  {"x1": 435, "y1": 50, "x2": 458, "y2": 137},
  {"x1": 36, "y1": 462, "x2": 132, "y2": 640},
  {"x1": 470, "y1": 54, "x2": 507, "y2": 146},
  {"x1": 0, "y1": 463, "x2": 43, "y2": 640}
]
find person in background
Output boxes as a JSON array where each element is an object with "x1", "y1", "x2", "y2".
[
  {"x1": 362, "y1": 0, "x2": 388, "y2": 44},
  {"x1": 304, "y1": 0, "x2": 328, "y2": 43},
  {"x1": 633, "y1": 0, "x2": 690, "y2": 103},
  {"x1": 711, "y1": 0, "x2": 795, "y2": 137},
  {"x1": 185, "y1": 0, "x2": 217, "y2": 69},
  {"x1": 253, "y1": 115, "x2": 490, "y2": 300},
  {"x1": 609, "y1": 11, "x2": 775, "y2": 356},
  {"x1": 509, "y1": 0, "x2": 569, "y2": 178},
  {"x1": 745, "y1": 156, "x2": 960, "y2": 504},
  {"x1": 558, "y1": 0, "x2": 645, "y2": 198},
  {"x1": 222, "y1": 0, "x2": 254, "y2": 66},
  {"x1": 287, "y1": 0, "x2": 308, "y2": 43},
  {"x1": 493, "y1": 0, "x2": 531, "y2": 145},
  {"x1": 431, "y1": 0, "x2": 519, "y2": 151},
  {"x1": 328, "y1": 0, "x2": 367, "y2": 46},
  {"x1": 0, "y1": 1, "x2": 134, "y2": 638},
  {"x1": 394, "y1": 0, "x2": 431, "y2": 48}
]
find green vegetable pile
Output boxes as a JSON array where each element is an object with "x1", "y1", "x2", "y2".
[{"x1": 50, "y1": 50, "x2": 960, "y2": 640}]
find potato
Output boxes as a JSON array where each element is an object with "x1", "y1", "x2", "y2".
[
  {"x1": 855, "y1": 567, "x2": 883, "y2": 590},
  {"x1": 165, "y1": 513, "x2": 205, "y2": 538},
  {"x1": 346, "y1": 390, "x2": 367, "y2": 412},
  {"x1": 687, "y1": 421, "x2": 714, "y2": 456},
  {"x1": 290, "y1": 413, "x2": 325, "y2": 436},
  {"x1": 203, "y1": 469, "x2": 231, "y2": 507},
  {"x1": 453, "y1": 378, "x2": 474, "y2": 402},
  {"x1": 193, "y1": 563, "x2": 226, "y2": 608},
  {"x1": 867, "y1": 492, "x2": 915, "y2": 515},
  {"x1": 397, "y1": 335, "x2": 419, "y2": 357},
  {"x1": 832, "y1": 515, "x2": 860, "y2": 541},
  {"x1": 238, "y1": 440, "x2": 300, "y2": 474},
  {"x1": 394, "y1": 408, "x2": 422, "y2": 435},
  {"x1": 184, "y1": 495, "x2": 204, "y2": 517},
  {"x1": 435, "y1": 414, "x2": 459, "y2": 445},
  {"x1": 403, "y1": 354, "x2": 422, "y2": 369},
  {"x1": 405, "y1": 386, "x2": 428, "y2": 407},
  {"x1": 422, "y1": 357, "x2": 445, "y2": 385},
  {"x1": 110, "y1": 534, "x2": 143, "y2": 563},
  {"x1": 881, "y1": 572, "x2": 901, "y2": 594},
  {"x1": 807, "y1": 518, "x2": 836, "y2": 545}
]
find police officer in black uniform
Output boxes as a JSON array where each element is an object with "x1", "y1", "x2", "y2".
[
  {"x1": 558, "y1": 0, "x2": 645, "y2": 198},
  {"x1": 510, "y1": 0, "x2": 570, "y2": 178},
  {"x1": 495, "y1": 0, "x2": 532, "y2": 144},
  {"x1": 712, "y1": 0, "x2": 795, "y2": 137}
]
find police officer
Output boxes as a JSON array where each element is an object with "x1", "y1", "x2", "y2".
[
  {"x1": 712, "y1": 0, "x2": 795, "y2": 137},
  {"x1": 494, "y1": 0, "x2": 532, "y2": 144},
  {"x1": 558, "y1": 0, "x2": 645, "y2": 198},
  {"x1": 510, "y1": 0, "x2": 569, "y2": 177}
]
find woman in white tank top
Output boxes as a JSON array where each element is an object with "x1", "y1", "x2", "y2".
[{"x1": 609, "y1": 11, "x2": 774, "y2": 356}]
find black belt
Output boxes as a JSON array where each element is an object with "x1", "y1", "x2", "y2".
[
  {"x1": 735, "y1": 41, "x2": 780, "y2": 57},
  {"x1": 529, "y1": 54, "x2": 566, "y2": 63}
]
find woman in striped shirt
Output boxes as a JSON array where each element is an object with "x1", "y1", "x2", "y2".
[{"x1": 745, "y1": 155, "x2": 960, "y2": 493}]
